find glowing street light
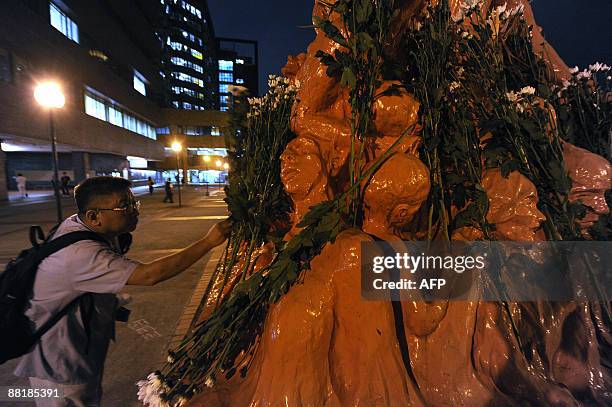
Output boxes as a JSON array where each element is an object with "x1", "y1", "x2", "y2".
[
  {"x1": 171, "y1": 141, "x2": 182, "y2": 207},
  {"x1": 34, "y1": 82, "x2": 65, "y2": 109},
  {"x1": 34, "y1": 81, "x2": 65, "y2": 223},
  {"x1": 215, "y1": 159, "x2": 222, "y2": 168},
  {"x1": 202, "y1": 155, "x2": 210, "y2": 196}
]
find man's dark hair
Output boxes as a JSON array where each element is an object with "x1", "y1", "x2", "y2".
[{"x1": 74, "y1": 176, "x2": 132, "y2": 213}]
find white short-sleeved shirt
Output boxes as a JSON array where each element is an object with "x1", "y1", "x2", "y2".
[{"x1": 14, "y1": 215, "x2": 140, "y2": 384}]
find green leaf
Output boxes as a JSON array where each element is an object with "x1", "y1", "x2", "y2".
[{"x1": 340, "y1": 67, "x2": 357, "y2": 88}]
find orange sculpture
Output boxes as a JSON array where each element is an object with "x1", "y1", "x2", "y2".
[{"x1": 186, "y1": 1, "x2": 610, "y2": 405}]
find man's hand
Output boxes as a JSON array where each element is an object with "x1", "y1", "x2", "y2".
[{"x1": 205, "y1": 219, "x2": 233, "y2": 247}]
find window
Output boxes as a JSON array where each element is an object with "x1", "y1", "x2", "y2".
[
  {"x1": 219, "y1": 72, "x2": 233, "y2": 82},
  {"x1": 84, "y1": 89, "x2": 156, "y2": 140},
  {"x1": 133, "y1": 71, "x2": 147, "y2": 96},
  {"x1": 191, "y1": 49, "x2": 203, "y2": 60},
  {"x1": 85, "y1": 94, "x2": 106, "y2": 121},
  {"x1": 219, "y1": 84, "x2": 229, "y2": 93},
  {"x1": 236, "y1": 59, "x2": 244, "y2": 64},
  {"x1": 157, "y1": 127, "x2": 170, "y2": 135},
  {"x1": 218, "y1": 60, "x2": 233, "y2": 71},
  {"x1": 49, "y1": 3, "x2": 79, "y2": 43},
  {"x1": 183, "y1": 102, "x2": 192, "y2": 109},
  {"x1": 108, "y1": 106, "x2": 123, "y2": 126},
  {"x1": 236, "y1": 78, "x2": 244, "y2": 84},
  {"x1": 211, "y1": 126, "x2": 220, "y2": 136}
]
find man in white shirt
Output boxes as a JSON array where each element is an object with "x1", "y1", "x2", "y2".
[{"x1": 14, "y1": 176, "x2": 231, "y2": 406}]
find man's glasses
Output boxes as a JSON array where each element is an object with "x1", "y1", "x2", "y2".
[{"x1": 95, "y1": 200, "x2": 140, "y2": 213}]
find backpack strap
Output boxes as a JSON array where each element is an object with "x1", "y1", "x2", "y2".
[
  {"x1": 31, "y1": 231, "x2": 109, "y2": 340},
  {"x1": 33, "y1": 231, "x2": 108, "y2": 262}
]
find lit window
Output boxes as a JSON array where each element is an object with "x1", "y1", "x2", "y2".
[
  {"x1": 183, "y1": 102, "x2": 192, "y2": 109},
  {"x1": 236, "y1": 78, "x2": 244, "y2": 84},
  {"x1": 219, "y1": 84, "x2": 229, "y2": 93},
  {"x1": 84, "y1": 89, "x2": 156, "y2": 139},
  {"x1": 236, "y1": 59, "x2": 244, "y2": 64},
  {"x1": 85, "y1": 94, "x2": 106, "y2": 121},
  {"x1": 108, "y1": 106, "x2": 123, "y2": 126},
  {"x1": 211, "y1": 126, "x2": 220, "y2": 136},
  {"x1": 157, "y1": 127, "x2": 170, "y2": 134},
  {"x1": 133, "y1": 71, "x2": 147, "y2": 96},
  {"x1": 219, "y1": 72, "x2": 233, "y2": 82},
  {"x1": 218, "y1": 60, "x2": 233, "y2": 71},
  {"x1": 220, "y1": 106, "x2": 228, "y2": 112},
  {"x1": 49, "y1": 3, "x2": 79, "y2": 43},
  {"x1": 191, "y1": 49, "x2": 203, "y2": 60}
]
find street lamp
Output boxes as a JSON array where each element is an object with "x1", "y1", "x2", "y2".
[
  {"x1": 223, "y1": 162, "x2": 229, "y2": 185},
  {"x1": 215, "y1": 160, "x2": 223, "y2": 185},
  {"x1": 34, "y1": 81, "x2": 65, "y2": 224},
  {"x1": 203, "y1": 155, "x2": 210, "y2": 196},
  {"x1": 171, "y1": 141, "x2": 182, "y2": 207}
]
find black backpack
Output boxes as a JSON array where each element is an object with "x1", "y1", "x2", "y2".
[{"x1": 0, "y1": 225, "x2": 108, "y2": 365}]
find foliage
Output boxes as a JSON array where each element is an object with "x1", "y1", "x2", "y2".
[{"x1": 314, "y1": 0, "x2": 400, "y2": 224}]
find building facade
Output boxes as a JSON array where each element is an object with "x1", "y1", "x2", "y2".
[
  {"x1": 217, "y1": 38, "x2": 259, "y2": 111},
  {"x1": 0, "y1": 0, "x2": 258, "y2": 200},
  {"x1": 159, "y1": 0, "x2": 218, "y2": 111},
  {"x1": 0, "y1": 0, "x2": 166, "y2": 198}
]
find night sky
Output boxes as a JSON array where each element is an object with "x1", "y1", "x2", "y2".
[{"x1": 208, "y1": 0, "x2": 612, "y2": 96}]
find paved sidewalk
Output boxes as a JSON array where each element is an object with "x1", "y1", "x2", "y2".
[{"x1": 0, "y1": 186, "x2": 229, "y2": 406}]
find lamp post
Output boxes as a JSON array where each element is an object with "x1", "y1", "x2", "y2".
[
  {"x1": 203, "y1": 155, "x2": 210, "y2": 196},
  {"x1": 34, "y1": 81, "x2": 65, "y2": 224},
  {"x1": 171, "y1": 141, "x2": 182, "y2": 207},
  {"x1": 223, "y1": 162, "x2": 229, "y2": 185},
  {"x1": 215, "y1": 159, "x2": 222, "y2": 185}
]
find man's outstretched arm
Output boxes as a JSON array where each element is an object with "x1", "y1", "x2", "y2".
[{"x1": 127, "y1": 219, "x2": 232, "y2": 286}]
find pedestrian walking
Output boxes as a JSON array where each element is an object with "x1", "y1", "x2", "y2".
[
  {"x1": 16, "y1": 173, "x2": 28, "y2": 198},
  {"x1": 12, "y1": 176, "x2": 231, "y2": 407},
  {"x1": 163, "y1": 178, "x2": 174, "y2": 203},
  {"x1": 60, "y1": 172, "x2": 71, "y2": 195},
  {"x1": 147, "y1": 177, "x2": 154, "y2": 195}
]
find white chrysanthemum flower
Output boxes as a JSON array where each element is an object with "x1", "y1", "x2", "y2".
[
  {"x1": 576, "y1": 70, "x2": 592, "y2": 80},
  {"x1": 505, "y1": 3, "x2": 524, "y2": 18},
  {"x1": 137, "y1": 372, "x2": 168, "y2": 407},
  {"x1": 449, "y1": 81, "x2": 460, "y2": 91},
  {"x1": 167, "y1": 355, "x2": 175, "y2": 363},
  {"x1": 295, "y1": 79, "x2": 301, "y2": 88},
  {"x1": 506, "y1": 91, "x2": 519, "y2": 102},
  {"x1": 569, "y1": 66, "x2": 579, "y2": 74},
  {"x1": 205, "y1": 376, "x2": 215, "y2": 388},
  {"x1": 461, "y1": 31, "x2": 469, "y2": 39},
  {"x1": 495, "y1": 2, "x2": 507, "y2": 16},
  {"x1": 519, "y1": 86, "x2": 536, "y2": 95},
  {"x1": 589, "y1": 62, "x2": 610, "y2": 72}
]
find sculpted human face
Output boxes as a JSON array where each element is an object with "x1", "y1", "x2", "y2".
[
  {"x1": 280, "y1": 137, "x2": 328, "y2": 204},
  {"x1": 563, "y1": 143, "x2": 612, "y2": 230},
  {"x1": 363, "y1": 153, "x2": 430, "y2": 238},
  {"x1": 482, "y1": 169, "x2": 545, "y2": 241}
]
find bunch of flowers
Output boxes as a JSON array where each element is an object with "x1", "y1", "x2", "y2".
[
  {"x1": 136, "y1": 75, "x2": 299, "y2": 406},
  {"x1": 553, "y1": 63, "x2": 611, "y2": 159}
]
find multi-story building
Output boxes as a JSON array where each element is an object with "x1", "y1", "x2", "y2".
[
  {"x1": 0, "y1": 0, "x2": 259, "y2": 200},
  {"x1": 0, "y1": 0, "x2": 166, "y2": 199},
  {"x1": 217, "y1": 38, "x2": 259, "y2": 111},
  {"x1": 159, "y1": 0, "x2": 218, "y2": 110}
]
